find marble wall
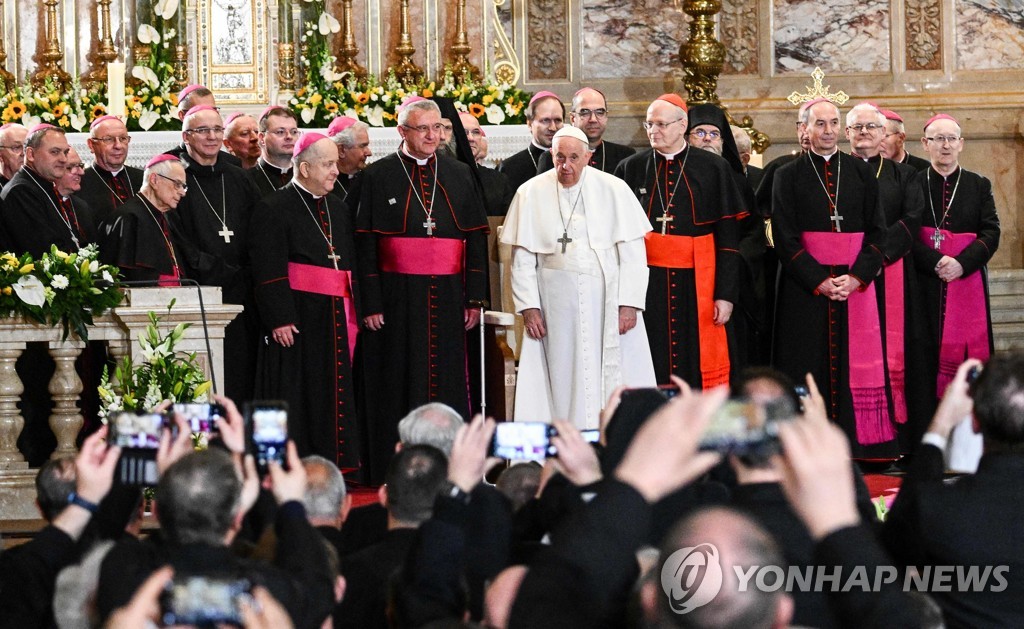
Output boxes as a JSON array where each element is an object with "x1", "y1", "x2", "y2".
[
  {"x1": 580, "y1": 0, "x2": 685, "y2": 79},
  {"x1": 772, "y1": 0, "x2": 890, "y2": 73},
  {"x1": 956, "y1": 0, "x2": 1024, "y2": 69}
]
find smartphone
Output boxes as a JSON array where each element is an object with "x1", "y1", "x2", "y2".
[
  {"x1": 621, "y1": 384, "x2": 681, "y2": 401},
  {"x1": 173, "y1": 402, "x2": 226, "y2": 434},
  {"x1": 248, "y1": 402, "x2": 288, "y2": 474},
  {"x1": 109, "y1": 412, "x2": 167, "y2": 450},
  {"x1": 698, "y1": 397, "x2": 796, "y2": 457},
  {"x1": 160, "y1": 576, "x2": 251, "y2": 627},
  {"x1": 490, "y1": 422, "x2": 553, "y2": 461}
]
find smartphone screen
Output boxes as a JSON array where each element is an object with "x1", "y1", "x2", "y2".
[
  {"x1": 109, "y1": 412, "x2": 166, "y2": 449},
  {"x1": 490, "y1": 422, "x2": 551, "y2": 461},
  {"x1": 161, "y1": 576, "x2": 251, "y2": 626},
  {"x1": 173, "y1": 403, "x2": 225, "y2": 434},
  {"x1": 250, "y1": 404, "x2": 288, "y2": 472}
]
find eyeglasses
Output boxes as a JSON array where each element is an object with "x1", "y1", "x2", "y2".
[
  {"x1": 186, "y1": 126, "x2": 225, "y2": 137},
  {"x1": 267, "y1": 128, "x2": 301, "y2": 138},
  {"x1": 402, "y1": 123, "x2": 445, "y2": 134},
  {"x1": 465, "y1": 129, "x2": 483, "y2": 137},
  {"x1": 848, "y1": 123, "x2": 883, "y2": 132},
  {"x1": 924, "y1": 135, "x2": 960, "y2": 145},
  {"x1": 69, "y1": 162, "x2": 85, "y2": 170},
  {"x1": 533, "y1": 117, "x2": 562, "y2": 128},
  {"x1": 92, "y1": 135, "x2": 132, "y2": 145},
  {"x1": 0, "y1": 144, "x2": 24, "y2": 153},
  {"x1": 883, "y1": 132, "x2": 900, "y2": 139},
  {"x1": 690, "y1": 129, "x2": 721, "y2": 139},
  {"x1": 643, "y1": 118, "x2": 684, "y2": 130},
  {"x1": 156, "y1": 173, "x2": 188, "y2": 191},
  {"x1": 574, "y1": 108, "x2": 608, "y2": 120}
]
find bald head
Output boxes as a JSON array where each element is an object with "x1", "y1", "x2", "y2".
[
  {"x1": 0, "y1": 124, "x2": 26, "y2": 177},
  {"x1": 570, "y1": 87, "x2": 609, "y2": 145}
]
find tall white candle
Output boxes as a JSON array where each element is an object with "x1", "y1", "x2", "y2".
[{"x1": 107, "y1": 62, "x2": 126, "y2": 120}]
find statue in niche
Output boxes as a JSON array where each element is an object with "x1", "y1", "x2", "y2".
[{"x1": 213, "y1": 0, "x2": 253, "y2": 64}]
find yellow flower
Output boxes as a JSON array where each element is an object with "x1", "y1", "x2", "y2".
[
  {"x1": 194, "y1": 381, "x2": 212, "y2": 397},
  {"x1": 58, "y1": 115, "x2": 69, "y2": 127},
  {"x1": 19, "y1": 263, "x2": 34, "y2": 274},
  {"x1": 382, "y1": 111, "x2": 395, "y2": 120},
  {"x1": 324, "y1": 101, "x2": 338, "y2": 114},
  {"x1": 1, "y1": 286, "x2": 11, "y2": 296},
  {"x1": 55, "y1": 250, "x2": 70, "y2": 260},
  {"x1": 170, "y1": 93, "x2": 179, "y2": 105},
  {"x1": 355, "y1": 92, "x2": 369, "y2": 104},
  {"x1": 422, "y1": 88, "x2": 433, "y2": 98},
  {"x1": 82, "y1": 96, "x2": 90, "y2": 104},
  {"x1": 469, "y1": 103, "x2": 486, "y2": 118},
  {"x1": 152, "y1": 96, "x2": 164, "y2": 107},
  {"x1": 482, "y1": 95, "x2": 494, "y2": 105},
  {"x1": 309, "y1": 93, "x2": 323, "y2": 106},
  {"x1": 296, "y1": 88, "x2": 307, "y2": 98}
]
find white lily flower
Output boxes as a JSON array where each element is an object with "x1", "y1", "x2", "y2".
[
  {"x1": 132, "y1": 65, "x2": 160, "y2": 89},
  {"x1": 50, "y1": 274, "x2": 69, "y2": 290},
  {"x1": 366, "y1": 105, "x2": 385, "y2": 127},
  {"x1": 137, "y1": 24, "x2": 160, "y2": 44},
  {"x1": 102, "y1": 270, "x2": 114, "y2": 283},
  {"x1": 318, "y1": 12, "x2": 341, "y2": 35},
  {"x1": 155, "y1": 0, "x2": 179, "y2": 20},
  {"x1": 343, "y1": 108, "x2": 359, "y2": 120},
  {"x1": 485, "y1": 103, "x2": 506, "y2": 124},
  {"x1": 301, "y1": 107, "x2": 317, "y2": 124},
  {"x1": 139, "y1": 109, "x2": 160, "y2": 130},
  {"x1": 14, "y1": 275, "x2": 46, "y2": 307},
  {"x1": 69, "y1": 112, "x2": 86, "y2": 131}
]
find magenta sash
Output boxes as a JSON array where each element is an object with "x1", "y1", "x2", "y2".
[
  {"x1": 883, "y1": 259, "x2": 907, "y2": 424},
  {"x1": 288, "y1": 262, "x2": 358, "y2": 363},
  {"x1": 919, "y1": 227, "x2": 991, "y2": 397},
  {"x1": 157, "y1": 274, "x2": 179, "y2": 287},
  {"x1": 803, "y1": 232, "x2": 894, "y2": 445},
  {"x1": 378, "y1": 237, "x2": 464, "y2": 275}
]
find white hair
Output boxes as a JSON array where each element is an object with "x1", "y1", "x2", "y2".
[
  {"x1": 397, "y1": 100, "x2": 441, "y2": 126},
  {"x1": 845, "y1": 103, "x2": 885, "y2": 127}
]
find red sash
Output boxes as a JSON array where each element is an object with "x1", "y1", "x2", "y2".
[
  {"x1": 919, "y1": 227, "x2": 990, "y2": 397},
  {"x1": 802, "y1": 232, "x2": 893, "y2": 445},
  {"x1": 288, "y1": 262, "x2": 358, "y2": 363},
  {"x1": 644, "y1": 232, "x2": 729, "y2": 388},
  {"x1": 157, "y1": 274, "x2": 179, "y2": 287},
  {"x1": 378, "y1": 237, "x2": 464, "y2": 275},
  {"x1": 882, "y1": 259, "x2": 907, "y2": 424}
]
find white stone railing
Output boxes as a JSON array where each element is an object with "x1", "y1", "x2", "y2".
[{"x1": 0, "y1": 287, "x2": 240, "y2": 520}]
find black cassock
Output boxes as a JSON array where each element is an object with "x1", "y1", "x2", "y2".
[
  {"x1": 537, "y1": 140, "x2": 637, "y2": 177},
  {"x1": 1, "y1": 167, "x2": 96, "y2": 256},
  {"x1": 78, "y1": 165, "x2": 144, "y2": 224},
  {"x1": 250, "y1": 183, "x2": 362, "y2": 473},
  {"x1": 247, "y1": 158, "x2": 293, "y2": 199},
  {"x1": 615, "y1": 147, "x2": 744, "y2": 388},
  {"x1": 772, "y1": 151, "x2": 893, "y2": 457},
  {"x1": 497, "y1": 144, "x2": 546, "y2": 193},
  {"x1": 176, "y1": 152, "x2": 260, "y2": 402},
  {"x1": 910, "y1": 167, "x2": 1000, "y2": 422},
  {"x1": 97, "y1": 195, "x2": 191, "y2": 283},
  {"x1": 870, "y1": 156, "x2": 928, "y2": 451},
  {"x1": 333, "y1": 171, "x2": 364, "y2": 222},
  {"x1": 356, "y1": 152, "x2": 488, "y2": 483}
]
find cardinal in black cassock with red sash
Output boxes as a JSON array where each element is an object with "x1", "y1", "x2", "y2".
[
  {"x1": 250, "y1": 133, "x2": 362, "y2": 473},
  {"x1": 771, "y1": 99, "x2": 894, "y2": 458},
  {"x1": 614, "y1": 95, "x2": 745, "y2": 389},
  {"x1": 356, "y1": 98, "x2": 488, "y2": 483}
]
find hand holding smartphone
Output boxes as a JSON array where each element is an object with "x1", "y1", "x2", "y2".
[{"x1": 246, "y1": 401, "x2": 289, "y2": 475}]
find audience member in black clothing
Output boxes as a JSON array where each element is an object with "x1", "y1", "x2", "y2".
[
  {"x1": 337, "y1": 445, "x2": 448, "y2": 629},
  {"x1": 303, "y1": 454, "x2": 352, "y2": 558},
  {"x1": 883, "y1": 355, "x2": 1024, "y2": 628}
]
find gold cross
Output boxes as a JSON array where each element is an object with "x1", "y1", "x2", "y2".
[{"x1": 787, "y1": 67, "x2": 849, "y2": 106}]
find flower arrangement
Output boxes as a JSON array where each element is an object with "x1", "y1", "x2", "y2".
[
  {"x1": 98, "y1": 304, "x2": 211, "y2": 420},
  {"x1": 127, "y1": 0, "x2": 183, "y2": 130},
  {"x1": 0, "y1": 244, "x2": 124, "y2": 341},
  {"x1": 0, "y1": 77, "x2": 94, "y2": 131},
  {"x1": 289, "y1": 67, "x2": 531, "y2": 128}
]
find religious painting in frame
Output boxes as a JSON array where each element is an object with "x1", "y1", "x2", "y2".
[{"x1": 195, "y1": 0, "x2": 269, "y2": 103}]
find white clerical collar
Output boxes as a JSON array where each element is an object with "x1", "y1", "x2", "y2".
[
  {"x1": 656, "y1": 145, "x2": 686, "y2": 161},
  {"x1": 292, "y1": 179, "x2": 323, "y2": 200},
  {"x1": 263, "y1": 159, "x2": 289, "y2": 175},
  {"x1": 812, "y1": 148, "x2": 839, "y2": 162},
  {"x1": 107, "y1": 166, "x2": 124, "y2": 177},
  {"x1": 400, "y1": 146, "x2": 431, "y2": 166},
  {"x1": 531, "y1": 141, "x2": 550, "y2": 153}
]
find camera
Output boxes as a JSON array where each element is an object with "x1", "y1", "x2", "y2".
[
  {"x1": 489, "y1": 422, "x2": 600, "y2": 461},
  {"x1": 172, "y1": 402, "x2": 226, "y2": 435},
  {"x1": 160, "y1": 576, "x2": 252, "y2": 627},
  {"x1": 698, "y1": 397, "x2": 797, "y2": 459},
  {"x1": 109, "y1": 411, "x2": 168, "y2": 485},
  {"x1": 247, "y1": 401, "x2": 288, "y2": 474}
]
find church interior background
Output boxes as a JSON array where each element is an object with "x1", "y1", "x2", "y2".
[{"x1": 0, "y1": 0, "x2": 1021, "y2": 347}]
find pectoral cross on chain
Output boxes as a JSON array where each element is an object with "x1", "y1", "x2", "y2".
[
  {"x1": 327, "y1": 247, "x2": 341, "y2": 270},
  {"x1": 557, "y1": 231, "x2": 573, "y2": 253},
  {"x1": 829, "y1": 212, "x2": 844, "y2": 232},
  {"x1": 423, "y1": 218, "x2": 436, "y2": 236},
  {"x1": 656, "y1": 214, "x2": 674, "y2": 235},
  {"x1": 931, "y1": 229, "x2": 945, "y2": 250},
  {"x1": 218, "y1": 225, "x2": 235, "y2": 243}
]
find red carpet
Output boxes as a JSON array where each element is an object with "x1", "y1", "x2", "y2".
[{"x1": 349, "y1": 486, "x2": 380, "y2": 508}]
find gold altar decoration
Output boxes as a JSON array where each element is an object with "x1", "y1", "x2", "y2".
[
  {"x1": 0, "y1": 0, "x2": 14, "y2": 88},
  {"x1": 32, "y1": 0, "x2": 72, "y2": 88},
  {"x1": 679, "y1": 0, "x2": 770, "y2": 154},
  {"x1": 448, "y1": 0, "x2": 479, "y2": 82},
  {"x1": 787, "y1": 67, "x2": 850, "y2": 106},
  {"x1": 278, "y1": 42, "x2": 297, "y2": 91},
  {"x1": 173, "y1": 44, "x2": 189, "y2": 91},
  {"x1": 337, "y1": 0, "x2": 366, "y2": 78},
  {"x1": 389, "y1": 0, "x2": 423, "y2": 86},
  {"x1": 83, "y1": 0, "x2": 120, "y2": 87}
]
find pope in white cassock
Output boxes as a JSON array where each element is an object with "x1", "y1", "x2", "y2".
[{"x1": 501, "y1": 126, "x2": 657, "y2": 428}]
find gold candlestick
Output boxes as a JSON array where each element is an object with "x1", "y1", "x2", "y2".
[
  {"x1": 0, "y1": 0, "x2": 15, "y2": 88},
  {"x1": 172, "y1": 44, "x2": 189, "y2": 91},
  {"x1": 448, "y1": 0, "x2": 478, "y2": 82},
  {"x1": 83, "y1": 0, "x2": 119, "y2": 87},
  {"x1": 678, "y1": 0, "x2": 725, "y2": 105},
  {"x1": 388, "y1": 0, "x2": 422, "y2": 87},
  {"x1": 278, "y1": 42, "x2": 296, "y2": 91},
  {"x1": 31, "y1": 0, "x2": 72, "y2": 88},
  {"x1": 337, "y1": 0, "x2": 365, "y2": 78}
]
